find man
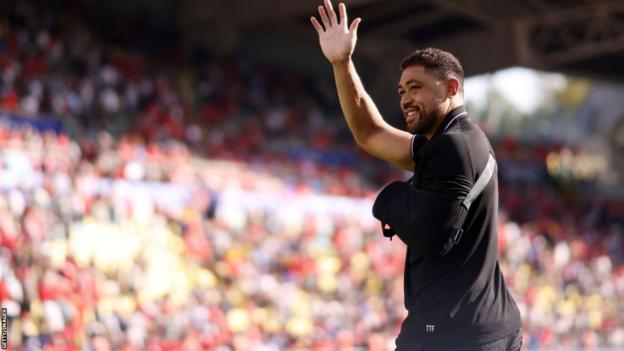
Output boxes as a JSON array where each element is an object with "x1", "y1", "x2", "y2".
[{"x1": 311, "y1": 1, "x2": 523, "y2": 350}]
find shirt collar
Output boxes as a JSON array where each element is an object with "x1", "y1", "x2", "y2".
[{"x1": 432, "y1": 105, "x2": 467, "y2": 138}]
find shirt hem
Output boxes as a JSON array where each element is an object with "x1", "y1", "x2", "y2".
[{"x1": 404, "y1": 318, "x2": 523, "y2": 346}]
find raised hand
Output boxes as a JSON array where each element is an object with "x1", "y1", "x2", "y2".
[{"x1": 311, "y1": 0, "x2": 361, "y2": 65}]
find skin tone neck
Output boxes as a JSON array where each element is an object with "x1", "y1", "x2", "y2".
[{"x1": 426, "y1": 95, "x2": 464, "y2": 140}]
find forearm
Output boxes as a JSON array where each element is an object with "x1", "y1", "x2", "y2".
[{"x1": 332, "y1": 59, "x2": 385, "y2": 145}]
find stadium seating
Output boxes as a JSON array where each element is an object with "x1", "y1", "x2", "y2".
[{"x1": 1, "y1": 3, "x2": 623, "y2": 350}]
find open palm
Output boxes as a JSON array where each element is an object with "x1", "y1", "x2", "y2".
[{"x1": 311, "y1": 0, "x2": 361, "y2": 64}]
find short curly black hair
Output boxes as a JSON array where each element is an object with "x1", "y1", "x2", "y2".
[{"x1": 400, "y1": 48, "x2": 464, "y2": 91}]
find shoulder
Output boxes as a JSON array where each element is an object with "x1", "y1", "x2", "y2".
[
  {"x1": 419, "y1": 132, "x2": 472, "y2": 177},
  {"x1": 423, "y1": 128, "x2": 491, "y2": 177},
  {"x1": 418, "y1": 132, "x2": 475, "y2": 194},
  {"x1": 432, "y1": 120, "x2": 491, "y2": 159},
  {"x1": 426, "y1": 132, "x2": 469, "y2": 160}
]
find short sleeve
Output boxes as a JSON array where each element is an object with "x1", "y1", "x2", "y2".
[
  {"x1": 419, "y1": 134, "x2": 473, "y2": 198},
  {"x1": 411, "y1": 134, "x2": 428, "y2": 164}
]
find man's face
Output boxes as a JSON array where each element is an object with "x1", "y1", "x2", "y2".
[{"x1": 397, "y1": 65, "x2": 448, "y2": 136}]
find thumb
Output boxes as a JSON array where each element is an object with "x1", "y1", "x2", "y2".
[{"x1": 350, "y1": 18, "x2": 361, "y2": 36}]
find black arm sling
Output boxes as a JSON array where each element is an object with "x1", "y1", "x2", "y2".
[{"x1": 381, "y1": 152, "x2": 496, "y2": 256}]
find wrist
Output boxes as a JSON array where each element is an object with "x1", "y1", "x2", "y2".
[{"x1": 330, "y1": 56, "x2": 353, "y2": 68}]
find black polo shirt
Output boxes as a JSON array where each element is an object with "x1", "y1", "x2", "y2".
[{"x1": 373, "y1": 106, "x2": 522, "y2": 346}]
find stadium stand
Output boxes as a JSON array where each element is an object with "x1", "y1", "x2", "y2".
[{"x1": 1, "y1": 2, "x2": 623, "y2": 350}]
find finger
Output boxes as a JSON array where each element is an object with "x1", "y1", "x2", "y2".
[
  {"x1": 350, "y1": 18, "x2": 361, "y2": 35},
  {"x1": 324, "y1": 0, "x2": 338, "y2": 25},
  {"x1": 338, "y1": 3, "x2": 347, "y2": 27},
  {"x1": 318, "y1": 6, "x2": 331, "y2": 27},
  {"x1": 310, "y1": 17, "x2": 324, "y2": 33}
]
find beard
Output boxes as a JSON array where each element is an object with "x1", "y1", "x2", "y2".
[{"x1": 408, "y1": 105, "x2": 441, "y2": 135}]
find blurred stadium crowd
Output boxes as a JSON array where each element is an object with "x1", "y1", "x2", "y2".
[{"x1": 1, "y1": 2, "x2": 624, "y2": 351}]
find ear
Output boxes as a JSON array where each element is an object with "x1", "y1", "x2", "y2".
[{"x1": 447, "y1": 78, "x2": 460, "y2": 97}]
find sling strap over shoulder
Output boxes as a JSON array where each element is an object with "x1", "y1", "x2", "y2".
[{"x1": 439, "y1": 152, "x2": 496, "y2": 256}]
